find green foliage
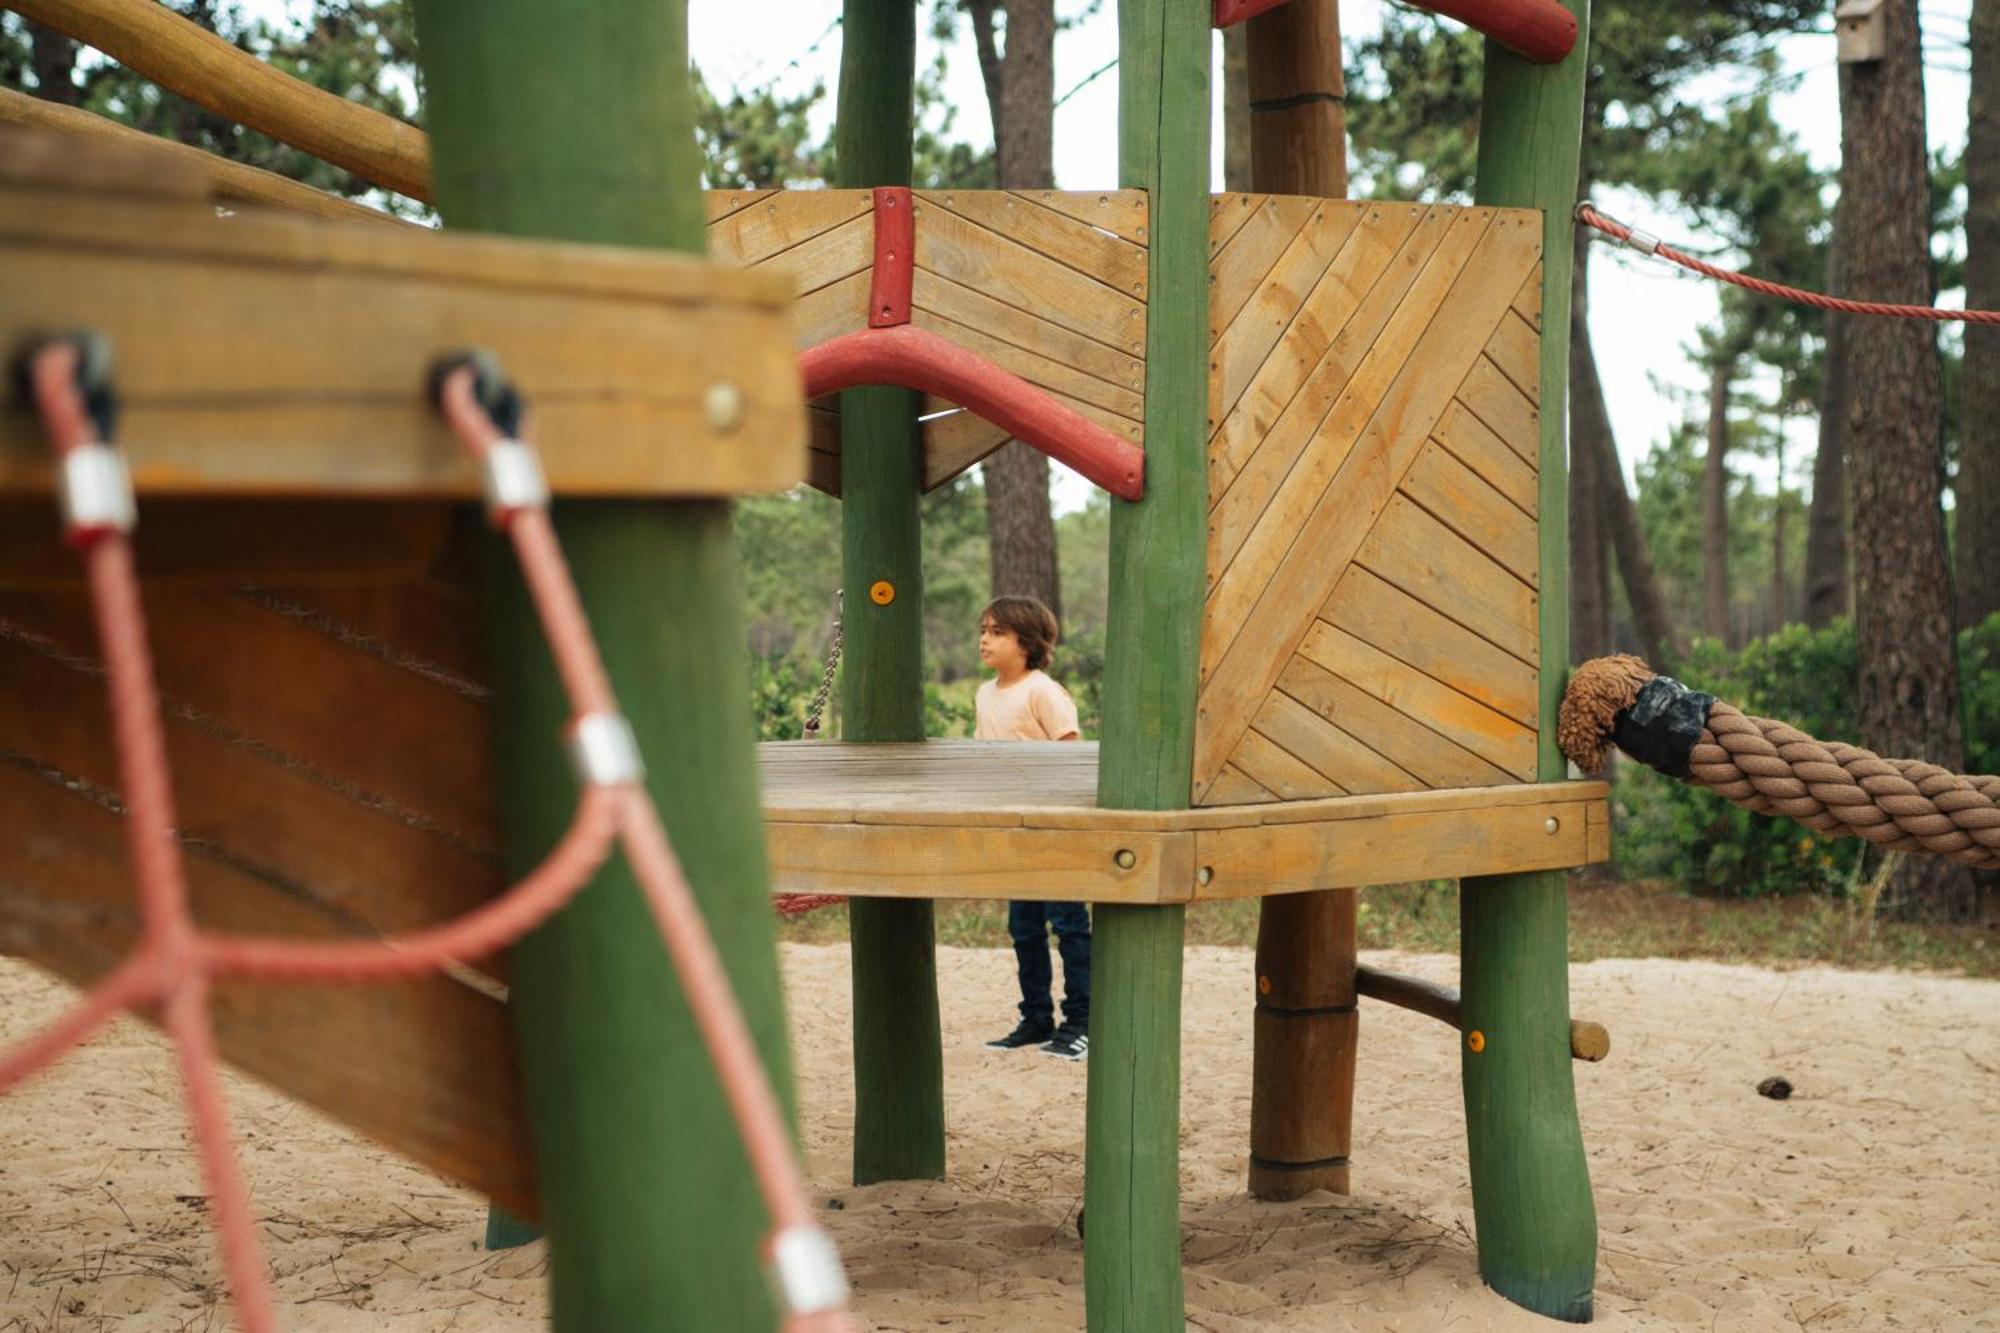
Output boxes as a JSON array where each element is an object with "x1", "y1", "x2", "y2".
[
  {"x1": 695, "y1": 68, "x2": 827, "y2": 188},
  {"x1": 1614, "y1": 615, "x2": 2000, "y2": 897}
]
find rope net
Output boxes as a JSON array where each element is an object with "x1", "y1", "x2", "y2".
[
  {"x1": 1576, "y1": 203, "x2": 2000, "y2": 325},
  {"x1": 1, "y1": 338, "x2": 853, "y2": 1332},
  {"x1": 1560, "y1": 655, "x2": 2000, "y2": 870}
]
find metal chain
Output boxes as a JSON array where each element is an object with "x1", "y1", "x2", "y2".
[{"x1": 802, "y1": 589, "x2": 843, "y2": 739}]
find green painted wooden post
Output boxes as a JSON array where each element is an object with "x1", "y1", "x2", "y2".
[
  {"x1": 1085, "y1": 1, "x2": 1209, "y2": 1327},
  {"x1": 1459, "y1": 1, "x2": 1596, "y2": 1321},
  {"x1": 835, "y1": 0, "x2": 947, "y2": 1186},
  {"x1": 413, "y1": 4, "x2": 795, "y2": 1327}
]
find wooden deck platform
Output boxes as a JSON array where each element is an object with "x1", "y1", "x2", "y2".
[{"x1": 761, "y1": 741, "x2": 1607, "y2": 903}]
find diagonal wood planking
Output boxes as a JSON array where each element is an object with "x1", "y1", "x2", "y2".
[
  {"x1": 1195, "y1": 198, "x2": 1543, "y2": 805},
  {"x1": 702, "y1": 188, "x2": 1149, "y2": 495}
]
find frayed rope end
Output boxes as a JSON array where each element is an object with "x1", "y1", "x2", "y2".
[{"x1": 1558, "y1": 655, "x2": 1656, "y2": 772}]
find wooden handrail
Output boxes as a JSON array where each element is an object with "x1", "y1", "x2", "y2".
[
  {"x1": 1355, "y1": 964, "x2": 1610, "y2": 1062},
  {"x1": 8, "y1": 0, "x2": 432, "y2": 201},
  {"x1": 0, "y1": 89, "x2": 406, "y2": 225}
]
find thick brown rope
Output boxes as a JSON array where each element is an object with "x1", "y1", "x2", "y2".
[{"x1": 1561, "y1": 655, "x2": 2000, "y2": 871}]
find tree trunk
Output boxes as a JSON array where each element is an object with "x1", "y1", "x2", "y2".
[
  {"x1": 1839, "y1": 0, "x2": 1975, "y2": 920},
  {"x1": 1773, "y1": 433, "x2": 1790, "y2": 628},
  {"x1": 28, "y1": 22, "x2": 79, "y2": 105},
  {"x1": 1223, "y1": 22, "x2": 1252, "y2": 193},
  {"x1": 972, "y1": 0, "x2": 1062, "y2": 612},
  {"x1": 1568, "y1": 225, "x2": 1612, "y2": 663},
  {"x1": 1805, "y1": 215, "x2": 1853, "y2": 628},
  {"x1": 1962, "y1": 0, "x2": 2000, "y2": 627},
  {"x1": 1703, "y1": 356, "x2": 1734, "y2": 645}
]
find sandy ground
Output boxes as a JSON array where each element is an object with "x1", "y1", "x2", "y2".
[{"x1": 1, "y1": 944, "x2": 1996, "y2": 1332}]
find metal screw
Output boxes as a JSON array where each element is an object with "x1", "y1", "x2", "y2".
[
  {"x1": 1544, "y1": 816, "x2": 1560, "y2": 835},
  {"x1": 1197, "y1": 865, "x2": 1213, "y2": 887},
  {"x1": 704, "y1": 381, "x2": 745, "y2": 434},
  {"x1": 1113, "y1": 849, "x2": 1136, "y2": 870}
]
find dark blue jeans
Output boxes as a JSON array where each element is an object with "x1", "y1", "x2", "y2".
[{"x1": 1008, "y1": 900, "x2": 1090, "y2": 1030}]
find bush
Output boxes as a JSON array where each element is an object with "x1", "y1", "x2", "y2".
[{"x1": 1613, "y1": 615, "x2": 2000, "y2": 898}]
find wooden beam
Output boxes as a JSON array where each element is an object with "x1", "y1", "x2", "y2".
[
  {"x1": 1086, "y1": 1, "x2": 1210, "y2": 1327},
  {"x1": 1459, "y1": 0, "x2": 1597, "y2": 1321},
  {"x1": 10, "y1": 0, "x2": 430, "y2": 201},
  {"x1": 0, "y1": 166, "x2": 805, "y2": 503},
  {"x1": 0, "y1": 99, "x2": 403, "y2": 225},
  {"x1": 411, "y1": 1, "x2": 796, "y2": 1328},
  {"x1": 1355, "y1": 965, "x2": 1609, "y2": 1062},
  {"x1": 833, "y1": 0, "x2": 947, "y2": 1190}
]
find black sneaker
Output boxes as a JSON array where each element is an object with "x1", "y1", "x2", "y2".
[
  {"x1": 985, "y1": 1020, "x2": 1054, "y2": 1050},
  {"x1": 1040, "y1": 1025, "x2": 1088, "y2": 1061}
]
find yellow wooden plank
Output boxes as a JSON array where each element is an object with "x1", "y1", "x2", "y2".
[
  {"x1": 1248, "y1": 690, "x2": 1421, "y2": 797},
  {"x1": 911, "y1": 268, "x2": 1146, "y2": 394},
  {"x1": 1355, "y1": 492, "x2": 1539, "y2": 665},
  {"x1": 1192, "y1": 206, "x2": 1464, "y2": 612},
  {"x1": 1454, "y1": 354, "x2": 1539, "y2": 465},
  {"x1": 703, "y1": 188, "x2": 872, "y2": 267},
  {"x1": 1244, "y1": 780, "x2": 1604, "y2": 827},
  {"x1": 0, "y1": 189, "x2": 804, "y2": 500},
  {"x1": 1208, "y1": 204, "x2": 1427, "y2": 495},
  {"x1": 915, "y1": 198, "x2": 1145, "y2": 356},
  {"x1": 1207, "y1": 194, "x2": 1321, "y2": 342},
  {"x1": 920, "y1": 190, "x2": 1148, "y2": 299},
  {"x1": 1277, "y1": 656, "x2": 1513, "y2": 789},
  {"x1": 1022, "y1": 188, "x2": 1151, "y2": 246},
  {"x1": 1232, "y1": 725, "x2": 1346, "y2": 800},
  {"x1": 1210, "y1": 191, "x2": 1269, "y2": 257},
  {"x1": 1485, "y1": 308, "x2": 1540, "y2": 404},
  {"x1": 909, "y1": 305, "x2": 1144, "y2": 430},
  {"x1": 1320, "y1": 567, "x2": 1538, "y2": 728},
  {"x1": 1208, "y1": 202, "x2": 1361, "y2": 434},
  {"x1": 1587, "y1": 798, "x2": 1610, "y2": 864},
  {"x1": 748, "y1": 210, "x2": 875, "y2": 298},
  {"x1": 702, "y1": 189, "x2": 777, "y2": 223},
  {"x1": 1510, "y1": 261, "x2": 1543, "y2": 330},
  {"x1": 1431, "y1": 400, "x2": 1538, "y2": 516},
  {"x1": 1296, "y1": 620, "x2": 1538, "y2": 780},
  {"x1": 1202, "y1": 207, "x2": 1485, "y2": 678},
  {"x1": 1192, "y1": 793, "x2": 1599, "y2": 898},
  {"x1": 1191, "y1": 210, "x2": 1542, "y2": 796},
  {"x1": 920, "y1": 409, "x2": 1011, "y2": 490},
  {"x1": 790, "y1": 267, "x2": 873, "y2": 347},
  {"x1": 1204, "y1": 764, "x2": 1278, "y2": 805},
  {"x1": 763, "y1": 823, "x2": 1193, "y2": 903},
  {"x1": 1398, "y1": 438, "x2": 1539, "y2": 586}
]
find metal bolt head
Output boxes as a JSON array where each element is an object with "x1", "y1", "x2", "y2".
[
  {"x1": 1467, "y1": 1029, "x2": 1486, "y2": 1054},
  {"x1": 704, "y1": 380, "x2": 745, "y2": 434},
  {"x1": 1113, "y1": 848, "x2": 1136, "y2": 870},
  {"x1": 1197, "y1": 865, "x2": 1214, "y2": 887},
  {"x1": 1544, "y1": 816, "x2": 1561, "y2": 835}
]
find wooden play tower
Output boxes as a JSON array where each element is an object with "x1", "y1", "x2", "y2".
[{"x1": 0, "y1": 0, "x2": 1601, "y2": 1328}]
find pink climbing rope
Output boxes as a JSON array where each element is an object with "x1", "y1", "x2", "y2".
[
  {"x1": 1576, "y1": 203, "x2": 2000, "y2": 325},
  {"x1": 1, "y1": 340, "x2": 852, "y2": 1332}
]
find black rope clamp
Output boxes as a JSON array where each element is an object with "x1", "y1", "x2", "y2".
[
  {"x1": 12, "y1": 330, "x2": 118, "y2": 443},
  {"x1": 1611, "y1": 674, "x2": 1717, "y2": 780},
  {"x1": 426, "y1": 348, "x2": 523, "y2": 437}
]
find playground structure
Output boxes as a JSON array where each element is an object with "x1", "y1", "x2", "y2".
[{"x1": 0, "y1": 0, "x2": 1613, "y2": 1329}]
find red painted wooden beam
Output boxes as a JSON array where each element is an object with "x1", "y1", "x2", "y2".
[
  {"x1": 799, "y1": 326, "x2": 1145, "y2": 501},
  {"x1": 1212, "y1": 0, "x2": 1577, "y2": 65}
]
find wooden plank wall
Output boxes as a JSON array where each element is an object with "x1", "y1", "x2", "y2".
[
  {"x1": 702, "y1": 189, "x2": 1148, "y2": 495},
  {"x1": 1195, "y1": 196, "x2": 1544, "y2": 805}
]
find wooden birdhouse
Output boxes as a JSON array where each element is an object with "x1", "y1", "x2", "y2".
[{"x1": 1836, "y1": 0, "x2": 1888, "y2": 64}]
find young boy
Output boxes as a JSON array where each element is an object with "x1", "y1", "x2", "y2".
[{"x1": 974, "y1": 595, "x2": 1090, "y2": 1061}]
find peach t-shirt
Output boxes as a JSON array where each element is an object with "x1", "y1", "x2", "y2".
[{"x1": 974, "y1": 670, "x2": 1080, "y2": 741}]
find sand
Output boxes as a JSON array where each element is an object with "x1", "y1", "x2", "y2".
[{"x1": 1, "y1": 944, "x2": 1995, "y2": 1331}]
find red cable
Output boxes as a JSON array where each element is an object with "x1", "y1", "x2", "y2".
[
  {"x1": 0, "y1": 344, "x2": 853, "y2": 1332},
  {"x1": 1577, "y1": 203, "x2": 2000, "y2": 325}
]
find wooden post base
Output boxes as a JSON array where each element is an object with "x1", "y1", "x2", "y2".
[{"x1": 1248, "y1": 887, "x2": 1358, "y2": 1200}]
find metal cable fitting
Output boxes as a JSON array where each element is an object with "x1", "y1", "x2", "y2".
[
  {"x1": 767, "y1": 1224, "x2": 849, "y2": 1317},
  {"x1": 566, "y1": 712, "x2": 645, "y2": 787},
  {"x1": 58, "y1": 442, "x2": 137, "y2": 539},
  {"x1": 1622, "y1": 226, "x2": 1661, "y2": 257},
  {"x1": 482, "y1": 439, "x2": 548, "y2": 524}
]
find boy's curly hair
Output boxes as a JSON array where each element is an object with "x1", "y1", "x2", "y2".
[{"x1": 982, "y1": 595, "x2": 1060, "y2": 672}]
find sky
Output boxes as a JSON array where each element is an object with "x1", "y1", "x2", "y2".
[{"x1": 688, "y1": 0, "x2": 1977, "y2": 511}]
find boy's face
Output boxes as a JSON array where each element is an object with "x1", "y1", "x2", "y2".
[{"x1": 979, "y1": 616, "x2": 1028, "y2": 674}]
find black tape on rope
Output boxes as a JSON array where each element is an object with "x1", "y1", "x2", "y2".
[{"x1": 1610, "y1": 675, "x2": 1716, "y2": 780}]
